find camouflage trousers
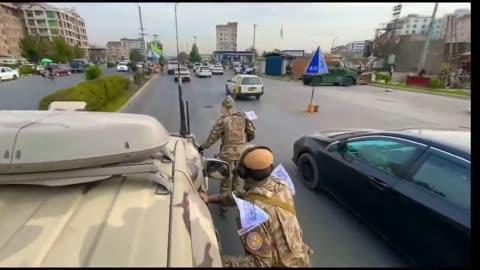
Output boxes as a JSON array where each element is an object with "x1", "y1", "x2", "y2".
[{"x1": 219, "y1": 158, "x2": 243, "y2": 210}]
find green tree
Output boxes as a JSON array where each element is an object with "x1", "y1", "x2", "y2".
[
  {"x1": 130, "y1": 49, "x2": 143, "y2": 62},
  {"x1": 158, "y1": 55, "x2": 166, "y2": 65},
  {"x1": 189, "y1": 43, "x2": 202, "y2": 63},
  {"x1": 20, "y1": 35, "x2": 41, "y2": 63},
  {"x1": 52, "y1": 37, "x2": 74, "y2": 63},
  {"x1": 178, "y1": 51, "x2": 189, "y2": 64},
  {"x1": 73, "y1": 44, "x2": 86, "y2": 59}
]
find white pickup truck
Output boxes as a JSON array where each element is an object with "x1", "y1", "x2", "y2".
[{"x1": 167, "y1": 61, "x2": 179, "y2": 74}]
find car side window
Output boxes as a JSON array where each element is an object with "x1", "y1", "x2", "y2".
[
  {"x1": 0, "y1": 68, "x2": 5, "y2": 73},
  {"x1": 411, "y1": 154, "x2": 470, "y2": 210},
  {"x1": 345, "y1": 138, "x2": 423, "y2": 177},
  {"x1": 6, "y1": 68, "x2": 13, "y2": 72}
]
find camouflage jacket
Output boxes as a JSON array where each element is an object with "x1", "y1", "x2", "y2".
[
  {"x1": 221, "y1": 176, "x2": 313, "y2": 267},
  {"x1": 201, "y1": 112, "x2": 256, "y2": 161}
]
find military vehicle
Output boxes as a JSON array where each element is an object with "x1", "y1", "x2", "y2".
[{"x1": 0, "y1": 107, "x2": 229, "y2": 266}]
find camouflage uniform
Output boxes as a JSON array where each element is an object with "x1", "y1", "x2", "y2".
[
  {"x1": 201, "y1": 96, "x2": 256, "y2": 203},
  {"x1": 220, "y1": 176, "x2": 313, "y2": 267}
]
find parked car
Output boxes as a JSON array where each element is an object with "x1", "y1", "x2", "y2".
[
  {"x1": 107, "y1": 61, "x2": 116, "y2": 68},
  {"x1": 174, "y1": 66, "x2": 191, "y2": 82},
  {"x1": 192, "y1": 63, "x2": 202, "y2": 73},
  {"x1": 195, "y1": 67, "x2": 212, "y2": 78},
  {"x1": 0, "y1": 66, "x2": 19, "y2": 82},
  {"x1": 211, "y1": 65, "x2": 224, "y2": 75},
  {"x1": 292, "y1": 128, "x2": 471, "y2": 267},
  {"x1": 225, "y1": 74, "x2": 264, "y2": 100},
  {"x1": 0, "y1": 57, "x2": 18, "y2": 65},
  {"x1": 41, "y1": 64, "x2": 72, "y2": 77},
  {"x1": 116, "y1": 62, "x2": 129, "y2": 72}
]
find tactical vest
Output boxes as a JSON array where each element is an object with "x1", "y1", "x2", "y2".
[{"x1": 222, "y1": 113, "x2": 247, "y2": 146}]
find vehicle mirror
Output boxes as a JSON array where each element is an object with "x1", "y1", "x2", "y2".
[{"x1": 205, "y1": 158, "x2": 230, "y2": 180}]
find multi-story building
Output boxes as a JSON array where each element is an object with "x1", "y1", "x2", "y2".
[
  {"x1": 430, "y1": 18, "x2": 445, "y2": 40},
  {"x1": 120, "y1": 37, "x2": 145, "y2": 54},
  {"x1": 394, "y1": 14, "x2": 432, "y2": 36},
  {"x1": 88, "y1": 46, "x2": 106, "y2": 62},
  {"x1": 346, "y1": 40, "x2": 373, "y2": 57},
  {"x1": 106, "y1": 41, "x2": 128, "y2": 61},
  {"x1": 0, "y1": 3, "x2": 25, "y2": 57},
  {"x1": 443, "y1": 12, "x2": 471, "y2": 56},
  {"x1": 216, "y1": 22, "x2": 237, "y2": 51},
  {"x1": 18, "y1": 3, "x2": 89, "y2": 56}
]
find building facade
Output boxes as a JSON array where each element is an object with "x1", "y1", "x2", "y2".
[
  {"x1": 106, "y1": 41, "x2": 128, "y2": 61},
  {"x1": 88, "y1": 46, "x2": 106, "y2": 62},
  {"x1": 216, "y1": 22, "x2": 237, "y2": 51},
  {"x1": 19, "y1": 3, "x2": 89, "y2": 55},
  {"x1": 0, "y1": 3, "x2": 25, "y2": 57},
  {"x1": 395, "y1": 14, "x2": 432, "y2": 36},
  {"x1": 430, "y1": 18, "x2": 445, "y2": 40},
  {"x1": 120, "y1": 38, "x2": 145, "y2": 54}
]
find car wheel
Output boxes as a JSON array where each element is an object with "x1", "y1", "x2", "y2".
[
  {"x1": 0, "y1": 76, "x2": 3, "y2": 82},
  {"x1": 225, "y1": 86, "x2": 230, "y2": 95},
  {"x1": 343, "y1": 77, "x2": 354, "y2": 87},
  {"x1": 13, "y1": 75, "x2": 18, "y2": 80},
  {"x1": 298, "y1": 153, "x2": 323, "y2": 190},
  {"x1": 255, "y1": 95, "x2": 261, "y2": 100}
]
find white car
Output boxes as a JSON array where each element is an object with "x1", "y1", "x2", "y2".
[
  {"x1": 167, "y1": 60, "x2": 179, "y2": 74},
  {"x1": 174, "y1": 67, "x2": 191, "y2": 82},
  {"x1": 196, "y1": 67, "x2": 212, "y2": 78},
  {"x1": 211, "y1": 65, "x2": 224, "y2": 75},
  {"x1": 0, "y1": 66, "x2": 19, "y2": 82},
  {"x1": 116, "y1": 62, "x2": 129, "y2": 72},
  {"x1": 225, "y1": 74, "x2": 264, "y2": 100},
  {"x1": 192, "y1": 63, "x2": 202, "y2": 73}
]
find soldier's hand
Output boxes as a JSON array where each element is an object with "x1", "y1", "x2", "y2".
[{"x1": 199, "y1": 192, "x2": 209, "y2": 204}]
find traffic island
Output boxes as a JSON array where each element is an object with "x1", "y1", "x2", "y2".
[{"x1": 38, "y1": 72, "x2": 156, "y2": 112}]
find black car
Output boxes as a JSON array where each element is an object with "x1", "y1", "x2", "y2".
[
  {"x1": 292, "y1": 129, "x2": 470, "y2": 267},
  {"x1": 69, "y1": 60, "x2": 86, "y2": 73}
]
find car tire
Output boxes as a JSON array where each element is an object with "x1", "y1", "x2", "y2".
[
  {"x1": 298, "y1": 153, "x2": 323, "y2": 190},
  {"x1": 13, "y1": 75, "x2": 18, "y2": 80},
  {"x1": 255, "y1": 95, "x2": 261, "y2": 100},
  {"x1": 225, "y1": 86, "x2": 229, "y2": 96},
  {"x1": 343, "y1": 77, "x2": 354, "y2": 87},
  {"x1": 0, "y1": 77, "x2": 3, "y2": 82}
]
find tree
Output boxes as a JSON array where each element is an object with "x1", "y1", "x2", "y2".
[
  {"x1": 189, "y1": 43, "x2": 202, "y2": 63},
  {"x1": 20, "y1": 35, "x2": 41, "y2": 63},
  {"x1": 52, "y1": 37, "x2": 74, "y2": 63},
  {"x1": 178, "y1": 51, "x2": 189, "y2": 64},
  {"x1": 73, "y1": 44, "x2": 85, "y2": 59},
  {"x1": 247, "y1": 46, "x2": 259, "y2": 59},
  {"x1": 130, "y1": 49, "x2": 143, "y2": 62},
  {"x1": 158, "y1": 55, "x2": 166, "y2": 65}
]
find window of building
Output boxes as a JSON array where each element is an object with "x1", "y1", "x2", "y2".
[
  {"x1": 46, "y1": 10, "x2": 55, "y2": 19},
  {"x1": 414, "y1": 19, "x2": 418, "y2": 22},
  {"x1": 51, "y1": 29, "x2": 58, "y2": 35},
  {"x1": 422, "y1": 24, "x2": 426, "y2": 29},
  {"x1": 405, "y1": 30, "x2": 409, "y2": 34},
  {"x1": 436, "y1": 25, "x2": 441, "y2": 28},
  {"x1": 26, "y1": 10, "x2": 34, "y2": 17},
  {"x1": 34, "y1": 10, "x2": 44, "y2": 16},
  {"x1": 413, "y1": 24, "x2": 417, "y2": 28},
  {"x1": 48, "y1": 20, "x2": 58, "y2": 28},
  {"x1": 412, "y1": 30, "x2": 416, "y2": 34},
  {"x1": 406, "y1": 24, "x2": 410, "y2": 28},
  {"x1": 424, "y1": 19, "x2": 427, "y2": 22}
]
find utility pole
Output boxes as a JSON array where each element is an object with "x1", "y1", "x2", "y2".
[
  {"x1": 138, "y1": 5, "x2": 147, "y2": 62},
  {"x1": 193, "y1": 36, "x2": 197, "y2": 44},
  {"x1": 385, "y1": 4, "x2": 402, "y2": 67},
  {"x1": 153, "y1": 34, "x2": 159, "y2": 42},
  {"x1": 252, "y1": 24, "x2": 258, "y2": 64},
  {"x1": 331, "y1": 37, "x2": 337, "y2": 53},
  {"x1": 417, "y1": 2, "x2": 439, "y2": 73}
]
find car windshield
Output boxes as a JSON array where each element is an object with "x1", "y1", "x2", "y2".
[{"x1": 241, "y1": 77, "x2": 261, "y2": 85}]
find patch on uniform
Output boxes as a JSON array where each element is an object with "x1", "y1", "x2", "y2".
[{"x1": 246, "y1": 232, "x2": 263, "y2": 250}]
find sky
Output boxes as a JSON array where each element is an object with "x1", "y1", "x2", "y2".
[{"x1": 52, "y1": 2, "x2": 471, "y2": 56}]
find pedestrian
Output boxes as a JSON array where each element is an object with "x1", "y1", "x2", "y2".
[
  {"x1": 389, "y1": 65, "x2": 394, "y2": 77},
  {"x1": 198, "y1": 96, "x2": 256, "y2": 217},
  {"x1": 199, "y1": 146, "x2": 313, "y2": 267}
]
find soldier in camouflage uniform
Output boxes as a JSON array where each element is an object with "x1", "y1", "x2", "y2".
[
  {"x1": 200, "y1": 146, "x2": 313, "y2": 267},
  {"x1": 198, "y1": 96, "x2": 256, "y2": 216}
]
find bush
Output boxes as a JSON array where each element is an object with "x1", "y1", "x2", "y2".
[
  {"x1": 19, "y1": 66, "x2": 35, "y2": 75},
  {"x1": 85, "y1": 65, "x2": 102, "y2": 80},
  {"x1": 134, "y1": 71, "x2": 144, "y2": 85},
  {"x1": 430, "y1": 78, "x2": 441, "y2": 89},
  {"x1": 374, "y1": 72, "x2": 391, "y2": 84},
  {"x1": 39, "y1": 75, "x2": 130, "y2": 111}
]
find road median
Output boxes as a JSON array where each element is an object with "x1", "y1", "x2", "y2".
[{"x1": 38, "y1": 71, "x2": 156, "y2": 112}]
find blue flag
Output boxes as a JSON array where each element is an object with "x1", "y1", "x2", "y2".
[{"x1": 304, "y1": 47, "x2": 329, "y2": 75}]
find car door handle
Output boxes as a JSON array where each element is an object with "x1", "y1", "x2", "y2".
[{"x1": 368, "y1": 176, "x2": 390, "y2": 190}]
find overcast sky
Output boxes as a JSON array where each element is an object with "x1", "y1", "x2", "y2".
[{"x1": 53, "y1": 2, "x2": 470, "y2": 56}]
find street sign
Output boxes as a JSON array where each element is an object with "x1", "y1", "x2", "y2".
[{"x1": 304, "y1": 47, "x2": 329, "y2": 75}]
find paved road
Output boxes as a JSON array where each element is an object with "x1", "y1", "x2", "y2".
[
  {"x1": 122, "y1": 71, "x2": 470, "y2": 267},
  {"x1": 0, "y1": 67, "x2": 130, "y2": 110}
]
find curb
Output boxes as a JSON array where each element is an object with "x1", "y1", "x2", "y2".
[
  {"x1": 257, "y1": 74, "x2": 297, "y2": 82},
  {"x1": 118, "y1": 73, "x2": 158, "y2": 112},
  {"x1": 368, "y1": 83, "x2": 470, "y2": 100}
]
